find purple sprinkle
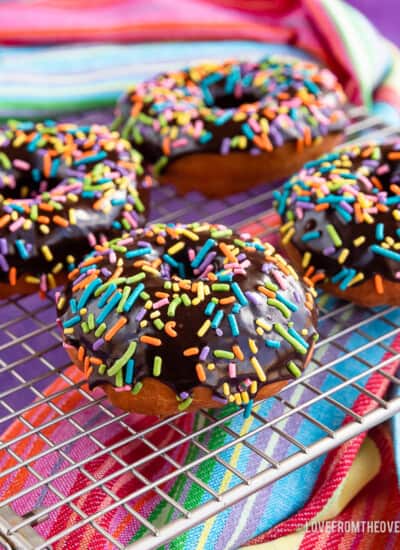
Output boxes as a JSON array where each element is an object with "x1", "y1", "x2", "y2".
[
  {"x1": 180, "y1": 392, "x2": 189, "y2": 399},
  {"x1": 0, "y1": 255, "x2": 9, "y2": 272},
  {"x1": 323, "y1": 246, "x2": 336, "y2": 256},
  {"x1": 101, "y1": 267, "x2": 112, "y2": 277},
  {"x1": 0, "y1": 238, "x2": 7, "y2": 255},
  {"x1": 136, "y1": 308, "x2": 147, "y2": 322},
  {"x1": 216, "y1": 328, "x2": 223, "y2": 337},
  {"x1": 249, "y1": 148, "x2": 261, "y2": 156},
  {"x1": 220, "y1": 137, "x2": 231, "y2": 155},
  {"x1": 212, "y1": 395, "x2": 228, "y2": 404},
  {"x1": 93, "y1": 338, "x2": 104, "y2": 351},
  {"x1": 194, "y1": 251, "x2": 217, "y2": 274},
  {"x1": 199, "y1": 346, "x2": 210, "y2": 361},
  {"x1": 245, "y1": 291, "x2": 263, "y2": 305}
]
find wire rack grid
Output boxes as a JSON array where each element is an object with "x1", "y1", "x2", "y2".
[{"x1": 0, "y1": 107, "x2": 399, "y2": 550}]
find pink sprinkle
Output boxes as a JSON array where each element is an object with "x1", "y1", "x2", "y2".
[
  {"x1": 123, "y1": 210, "x2": 138, "y2": 228},
  {"x1": 12, "y1": 159, "x2": 30, "y2": 170},
  {"x1": 9, "y1": 217, "x2": 25, "y2": 232},
  {"x1": 40, "y1": 273, "x2": 47, "y2": 293},
  {"x1": 55, "y1": 291, "x2": 60, "y2": 303},
  {"x1": 118, "y1": 237, "x2": 134, "y2": 246},
  {"x1": 395, "y1": 272, "x2": 400, "y2": 279},
  {"x1": 358, "y1": 175, "x2": 373, "y2": 190},
  {"x1": 376, "y1": 163, "x2": 390, "y2": 175},
  {"x1": 172, "y1": 138, "x2": 188, "y2": 148},
  {"x1": 228, "y1": 363, "x2": 237, "y2": 378},
  {"x1": 109, "y1": 250, "x2": 117, "y2": 264},
  {"x1": 248, "y1": 118, "x2": 261, "y2": 133},
  {"x1": 114, "y1": 385, "x2": 132, "y2": 393},
  {"x1": 188, "y1": 248, "x2": 195, "y2": 261},
  {"x1": 198, "y1": 264, "x2": 214, "y2": 278},
  {"x1": 88, "y1": 232, "x2": 97, "y2": 247},
  {"x1": 153, "y1": 298, "x2": 169, "y2": 309},
  {"x1": 62, "y1": 341, "x2": 76, "y2": 351},
  {"x1": 271, "y1": 269, "x2": 287, "y2": 290}
]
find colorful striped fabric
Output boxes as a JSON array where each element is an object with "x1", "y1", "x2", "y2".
[{"x1": 0, "y1": 0, "x2": 399, "y2": 120}]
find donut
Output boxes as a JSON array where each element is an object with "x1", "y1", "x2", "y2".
[
  {"x1": 275, "y1": 141, "x2": 400, "y2": 307},
  {"x1": 113, "y1": 56, "x2": 348, "y2": 197},
  {"x1": 0, "y1": 120, "x2": 152, "y2": 297},
  {"x1": 57, "y1": 222, "x2": 319, "y2": 417}
]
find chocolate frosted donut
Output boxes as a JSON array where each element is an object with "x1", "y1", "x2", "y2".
[
  {"x1": 57, "y1": 223, "x2": 319, "y2": 417},
  {"x1": 275, "y1": 141, "x2": 400, "y2": 307},
  {"x1": 0, "y1": 121, "x2": 152, "y2": 296},
  {"x1": 113, "y1": 56, "x2": 348, "y2": 197}
]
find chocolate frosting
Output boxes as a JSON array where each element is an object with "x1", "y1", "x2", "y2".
[
  {"x1": 0, "y1": 120, "x2": 151, "y2": 292},
  {"x1": 113, "y1": 56, "x2": 348, "y2": 175},
  {"x1": 275, "y1": 142, "x2": 400, "y2": 291},
  {"x1": 58, "y1": 223, "x2": 319, "y2": 408}
]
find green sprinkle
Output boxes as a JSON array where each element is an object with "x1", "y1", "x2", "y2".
[
  {"x1": 132, "y1": 381, "x2": 143, "y2": 395},
  {"x1": 267, "y1": 298, "x2": 291, "y2": 319},
  {"x1": 326, "y1": 224, "x2": 343, "y2": 247},
  {"x1": 168, "y1": 297, "x2": 181, "y2": 317},
  {"x1": 264, "y1": 280, "x2": 279, "y2": 292},
  {"x1": 274, "y1": 323, "x2": 308, "y2": 355},
  {"x1": 153, "y1": 318, "x2": 164, "y2": 330},
  {"x1": 115, "y1": 370, "x2": 124, "y2": 387},
  {"x1": 181, "y1": 293, "x2": 191, "y2": 306},
  {"x1": 211, "y1": 283, "x2": 230, "y2": 292},
  {"x1": 98, "y1": 363, "x2": 107, "y2": 375},
  {"x1": 108, "y1": 342, "x2": 137, "y2": 376},
  {"x1": 287, "y1": 361, "x2": 302, "y2": 378},
  {"x1": 140, "y1": 291, "x2": 150, "y2": 300},
  {"x1": 153, "y1": 356, "x2": 162, "y2": 376},
  {"x1": 214, "y1": 350, "x2": 235, "y2": 360},
  {"x1": 88, "y1": 313, "x2": 95, "y2": 331},
  {"x1": 210, "y1": 229, "x2": 233, "y2": 238},
  {"x1": 127, "y1": 272, "x2": 147, "y2": 284},
  {"x1": 94, "y1": 323, "x2": 107, "y2": 337},
  {"x1": 117, "y1": 286, "x2": 132, "y2": 313},
  {"x1": 178, "y1": 397, "x2": 193, "y2": 411},
  {"x1": 94, "y1": 278, "x2": 127, "y2": 296},
  {"x1": 81, "y1": 322, "x2": 89, "y2": 334}
]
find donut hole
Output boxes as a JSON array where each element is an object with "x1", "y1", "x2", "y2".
[
  {"x1": 304, "y1": 219, "x2": 317, "y2": 231},
  {"x1": 161, "y1": 246, "x2": 224, "y2": 282},
  {"x1": 211, "y1": 91, "x2": 260, "y2": 110}
]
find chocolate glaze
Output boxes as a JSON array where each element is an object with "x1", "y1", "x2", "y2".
[
  {"x1": 276, "y1": 142, "x2": 400, "y2": 290},
  {"x1": 113, "y1": 57, "x2": 348, "y2": 175},
  {"x1": 0, "y1": 121, "x2": 151, "y2": 291},
  {"x1": 58, "y1": 223, "x2": 319, "y2": 404}
]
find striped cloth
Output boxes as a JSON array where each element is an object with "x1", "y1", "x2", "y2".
[{"x1": 0, "y1": 0, "x2": 399, "y2": 121}]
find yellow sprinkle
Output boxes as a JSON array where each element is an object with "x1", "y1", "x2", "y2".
[
  {"x1": 67, "y1": 193, "x2": 79, "y2": 203},
  {"x1": 150, "y1": 310, "x2": 160, "y2": 319},
  {"x1": 353, "y1": 236, "x2": 366, "y2": 247},
  {"x1": 25, "y1": 275, "x2": 40, "y2": 284},
  {"x1": 223, "y1": 382, "x2": 230, "y2": 396},
  {"x1": 182, "y1": 229, "x2": 200, "y2": 241},
  {"x1": 172, "y1": 283, "x2": 180, "y2": 292},
  {"x1": 338, "y1": 248, "x2": 350, "y2": 264},
  {"x1": 364, "y1": 212, "x2": 374, "y2": 224},
  {"x1": 41, "y1": 245, "x2": 53, "y2": 262},
  {"x1": 142, "y1": 265, "x2": 160, "y2": 276},
  {"x1": 144, "y1": 300, "x2": 153, "y2": 309},
  {"x1": 64, "y1": 327, "x2": 74, "y2": 334},
  {"x1": 69, "y1": 209, "x2": 77, "y2": 225},
  {"x1": 256, "y1": 327, "x2": 264, "y2": 336},
  {"x1": 385, "y1": 236, "x2": 395, "y2": 246},
  {"x1": 207, "y1": 363, "x2": 215, "y2": 371},
  {"x1": 57, "y1": 296, "x2": 66, "y2": 310},
  {"x1": 302, "y1": 252, "x2": 312, "y2": 269},
  {"x1": 197, "y1": 319, "x2": 211, "y2": 338},
  {"x1": 192, "y1": 297, "x2": 201, "y2": 306},
  {"x1": 197, "y1": 281, "x2": 205, "y2": 301},
  {"x1": 234, "y1": 392, "x2": 242, "y2": 406},
  {"x1": 38, "y1": 224, "x2": 50, "y2": 237},
  {"x1": 48, "y1": 274, "x2": 56, "y2": 289},
  {"x1": 66, "y1": 255, "x2": 75, "y2": 264},
  {"x1": 256, "y1": 319, "x2": 272, "y2": 332},
  {"x1": 241, "y1": 391, "x2": 250, "y2": 404},
  {"x1": 251, "y1": 357, "x2": 266, "y2": 382},
  {"x1": 23, "y1": 220, "x2": 32, "y2": 231},
  {"x1": 250, "y1": 381, "x2": 258, "y2": 395},
  {"x1": 248, "y1": 339, "x2": 258, "y2": 354},
  {"x1": 167, "y1": 241, "x2": 184, "y2": 256},
  {"x1": 281, "y1": 227, "x2": 295, "y2": 245},
  {"x1": 229, "y1": 394, "x2": 235, "y2": 403},
  {"x1": 139, "y1": 320, "x2": 148, "y2": 328},
  {"x1": 52, "y1": 262, "x2": 63, "y2": 274},
  {"x1": 393, "y1": 210, "x2": 400, "y2": 221},
  {"x1": 348, "y1": 272, "x2": 365, "y2": 287}
]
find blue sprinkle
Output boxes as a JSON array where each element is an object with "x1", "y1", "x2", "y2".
[
  {"x1": 370, "y1": 244, "x2": 400, "y2": 262},
  {"x1": 123, "y1": 283, "x2": 145, "y2": 312},
  {"x1": 243, "y1": 399, "x2": 254, "y2": 419},
  {"x1": 199, "y1": 131, "x2": 213, "y2": 144},
  {"x1": 241, "y1": 123, "x2": 255, "y2": 140},
  {"x1": 211, "y1": 309, "x2": 224, "y2": 329},
  {"x1": 331, "y1": 268, "x2": 350, "y2": 284},
  {"x1": 15, "y1": 239, "x2": 29, "y2": 260},
  {"x1": 32, "y1": 168, "x2": 41, "y2": 182},
  {"x1": 231, "y1": 282, "x2": 249, "y2": 306},
  {"x1": 214, "y1": 112, "x2": 233, "y2": 126},
  {"x1": 96, "y1": 292, "x2": 123, "y2": 324},
  {"x1": 73, "y1": 151, "x2": 107, "y2": 166},
  {"x1": 112, "y1": 221, "x2": 122, "y2": 230},
  {"x1": 78, "y1": 278, "x2": 102, "y2": 309},
  {"x1": 339, "y1": 268, "x2": 357, "y2": 291},
  {"x1": 63, "y1": 315, "x2": 81, "y2": 328},
  {"x1": 191, "y1": 239, "x2": 216, "y2": 269},
  {"x1": 126, "y1": 247, "x2": 152, "y2": 259},
  {"x1": 70, "y1": 298, "x2": 78, "y2": 314},
  {"x1": 204, "y1": 301, "x2": 217, "y2": 316},
  {"x1": 98, "y1": 283, "x2": 117, "y2": 308},
  {"x1": 125, "y1": 359, "x2": 135, "y2": 385},
  {"x1": 50, "y1": 156, "x2": 61, "y2": 178},
  {"x1": 265, "y1": 339, "x2": 281, "y2": 348},
  {"x1": 385, "y1": 196, "x2": 400, "y2": 205},
  {"x1": 228, "y1": 314, "x2": 239, "y2": 337},
  {"x1": 276, "y1": 292, "x2": 298, "y2": 312},
  {"x1": 288, "y1": 327, "x2": 309, "y2": 349},
  {"x1": 301, "y1": 231, "x2": 321, "y2": 242},
  {"x1": 376, "y1": 223, "x2": 384, "y2": 241},
  {"x1": 27, "y1": 134, "x2": 41, "y2": 152},
  {"x1": 232, "y1": 303, "x2": 242, "y2": 314}
]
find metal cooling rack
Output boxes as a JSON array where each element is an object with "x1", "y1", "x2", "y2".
[{"x1": 0, "y1": 106, "x2": 400, "y2": 550}]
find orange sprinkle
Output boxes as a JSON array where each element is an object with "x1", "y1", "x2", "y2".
[
  {"x1": 93, "y1": 198, "x2": 106, "y2": 211},
  {"x1": 78, "y1": 346, "x2": 85, "y2": 362},
  {"x1": 130, "y1": 100, "x2": 144, "y2": 118},
  {"x1": 105, "y1": 317, "x2": 128, "y2": 342},
  {"x1": 0, "y1": 215, "x2": 11, "y2": 228},
  {"x1": 371, "y1": 176, "x2": 383, "y2": 190},
  {"x1": 9, "y1": 267, "x2": 17, "y2": 286},
  {"x1": 80, "y1": 256, "x2": 104, "y2": 268},
  {"x1": 303, "y1": 126, "x2": 312, "y2": 147},
  {"x1": 257, "y1": 286, "x2": 276, "y2": 298},
  {"x1": 39, "y1": 202, "x2": 54, "y2": 212},
  {"x1": 155, "y1": 291, "x2": 169, "y2": 299},
  {"x1": 354, "y1": 203, "x2": 364, "y2": 223},
  {"x1": 315, "y1": 203, "x2": 330, "y2": 212},
  {"x1": 390, "y1": 184, "x2": 400, "y2": 195},
  {"x1": 220, "y1": 296, "x2": 236, "y2": 305},
  {"x1": 72, "y1": 271, "x2": 98, "y2": 292},
  {"x1": 162, "y1": 137, "x2": 171, "y2": 156},
  {"x1": 109, "y1": 266, "x2": 123, "y2": 281},
  {"x1": 156, "y1": 235, "x2": 166, "y2": 245},
  {"x1": 311, "y1": 272, "x2": 325, "y2": 284},
  {"x1": 68, "y1": 268, "x2": 80, "y2": 281},
  {"x1": 207, "y1": 272, "x2": 218, "y2": 281},
  {"x1": 296, "y1": 138, "x2": 304, "y2": 154},
  {"x1": 196, "y1": 363, "x2": 206, "y2": 383},
  {"x1": 305, "y1": 266, "x2": 315, "y2": 278},
  {"x1": 140, "y1": 335, "x2": 162, "y2": 346},
  {"x1": 374, "y1": 274, "x2": 384, "y2": 295},
  {"x1": 165, "y1": 321, "x2": 177, "y2": 338},
  {"x1": 37, "y1": 215, "x2": 50, "y2": 224},
  {"x1": 388, "y1": 152, "x2": 400, "y2": 160},
  {"x1": 53, "y1": 215, "x2": 69, "y2": 227},
  {"x1": 232, "y1": 345, "x2": 244, "y2": 361},
  {"x1": 361, "y1": 146, "x2": 373, "y2": 158},
  {"x1": 83, "y1": 356, "x2": 90, "y2": 374},
  {"x1": 43, "y1": 152, "x2": 52, "y2": 179},
  {"x1": 219, "y1": 242, "x2": 237, "y2": 263},
  {"x1": 183, "y1": 347, "x2": 199, "y2": 357},
  {"x1": 90, "y1": 357, "x2": 103, "y2": 365}
]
